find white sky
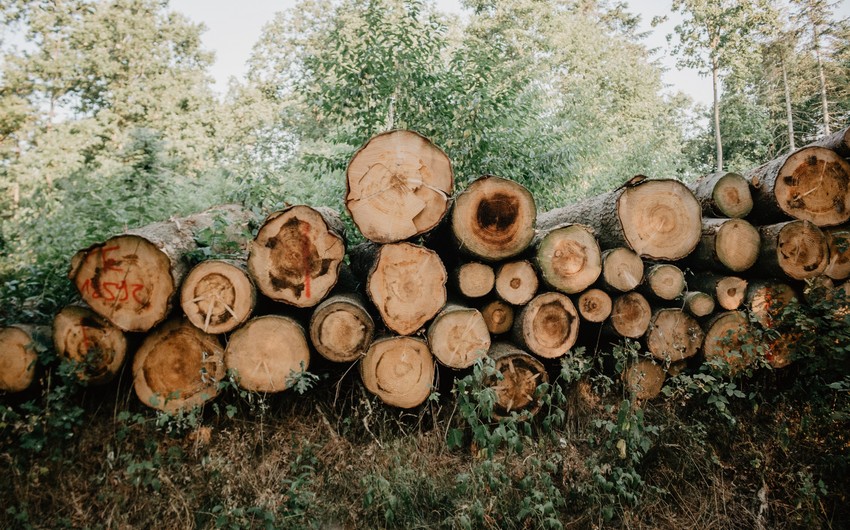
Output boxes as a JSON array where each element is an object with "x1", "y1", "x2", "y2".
[{"x1": 170, "y1": 0, "x2": 850, "y2": 107}]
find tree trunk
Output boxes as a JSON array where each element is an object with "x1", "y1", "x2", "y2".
[
  {"x1": 512, "y1": 292, "x2": 579, "y2": 359},
  {"x1": 132, "y1": 319, "x2": 225, "y2": 413},
  {"x1": 577, "y1": 288, "x2": 612, "y2": 323},
  {"x1": 702, "y1": 311, "x2": 753, "y2": 373},
  {"x1": 359, "y1": 335, "x2": 435, "y2": 409},
  {"x1": 824, "y1": 227, "x2": 850, "y2": 280},
  {"x1": 0, "y1": 325, "x2": 49, "y2": 392},
  {"x1": 712, "y1": 58, "x2": 724, "y2": 172},
  {"x1": 180, "y1": 259, "x2": 256, "y2": 334},
  {"x1": 638, "y1": 264, "x2": 685, "y2": 301},
  {"x1": 345, "y1": 130, "x2": 453, "y2": 243},
  {"x1": 53, "y1": 305, "x2": 128, "y2": 385},
  {"x1": 609, "y1": 292, "x2": 652, "y2": 339},
  {"x1": 687, "y1": 273, "x2": 747, "y2": 311},
  {"x1": 480, "y1": 298, "x2": 515, "y2": 335},
  {"x1": 623, "y1": 359, "x2": 665, "y2": 400},
  {"x1": 225, "y1": 315, "x2": 311, "y2": 393},
  {"x1": 249, "y1": 205, "x2": 346, "y2": 307},
  {"x1": 689, "y1": 171, "x2": 753, "y2": 219},
  {"x1": 486, "y1": 342, "x2": 548, "y2": 418},
  {"x1": 807, "y1": 126, "x2": 850, "y2": 158},
  {"x1": 426, "y1": 304, "x2": 491, "y2": 369},
  {"x1": 494, "y1": 260, "x2": 539, "y2": 305},
  {"x1": 645, "y1": 308, "x2": 704, "y2": 363},
  {"x1": 781, "y1": 57, "x2": 796, "y2": 151},
  {"x1": 537, "y1": 178, "x2": 702, "y2": 261},
  {"x1": 744, "y1": 146, "x2": 850, "y2": 227},
  {"x1": 756, "y1": 221, "x2": 828, "y2": 280},
  {"x1": 69, "y1": 204, "x2": 255, "y2": 332},
  {"x1": 598, "y1": 247, "x2": 644, "y2": 292},
  {"x1": 746, "y1": 280, "x2": 797, "y2": 328},
  {"x1": 451, "y1": 175, "x2": 537, "y2": 261},
  {"x1": 309, "y1": 292, "x2": 375, "y2": 363},
  {"x1": 814, "y1": 37, "x2": 831, "y2": 135},
  {"x1": 689, "y1": 218, "x2": 761, "y2": 273},
  {"x1": 534, "y1": 223, "x2": 602, "y2": 294},
  {"x1": 682, "y1": 291, "x2": 715, "y2": 318},
  {"x1": 452, "y1": 262, "x2": 495, "y2": 298}
]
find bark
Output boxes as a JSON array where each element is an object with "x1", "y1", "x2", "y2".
[
  {"x1": 359, "y1": 335, "x2": 434, "y2": 409},
  {"x1": 309, "y1": 292, "x2": 375, "y2": 363},
  {"x1": 712, "y1": 57, "x2": 724, "y2": 172},
  {"x1": 426, "y1": 303, "x2": 490, "y2": 369},
  {"x1": 512, "y1": 292, "x2": 579, "y2": 359},
  {"x1": 486, "y1": 342, "x2": 548, "y2": 418},
  {"x1": 756, "y1": 221, "x2": 828, "y2": 280},
  {"x1": 533, "y1": 223, "x2": 602, "y2": 294},
  {"x1": 807, "y1": 126, "x2": 850, "y2": 158},
  {"x1": 180, "y1": 259, "x2": 256, "y2": 334},
  {"x1": 781, "y1": 58, "x2": 796, "y2": 151},
  {"x1": 689, "y1": 171, "x2": 753, "y2": 219},
  {"x1": 53, "y1": 305, "x2": 128, "y2": 385}
]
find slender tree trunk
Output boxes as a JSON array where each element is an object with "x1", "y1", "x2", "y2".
[
  {"x1": 781, "y1": 56, "x2": 796, "y2": 151},
  {"x1": 814, "y1": 41, "x2": 830, "y2": 135},
  {"x1": 712, "y1": 57, "x2": 723, "y2": 172}
]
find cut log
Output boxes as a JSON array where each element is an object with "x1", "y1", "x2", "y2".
[
  {"x1": 345, "y1": 130, "x2": 453, "y2": 243},
  {"x1": 825, "y1": 227, "x2": 850, "y2": 280},
  {"x1": 480, "y1": 299, "x2": 515, "y2": 335},
  {"x1": 0, "y1": 325, "x2": 48, "y2": 392},
  {"x1": 702, "y1": 311, "x2": 754, "y2": 373},
  {"x1": 682, "y1": 291, "x2": 716, "y2": 318},
  {"x1": 599, "y1": 247, "x2": 644, "y2": 292},
  {"x1": 512, "y1": 292, "x2": 579, "y2": 358},
  {"x1": 53, "y1": 306, "x2": 127, "y2": 385},
  {"x1": 359, "y1": 335, "x2": 435, "y2": 409},
  {"x1": 645, "y1": 309, "x2": 705, "y2": 363},
  {"x1": 309, "y1": 293, "x2": 375, "y2": 363},
  {"x1": 360, "y1": 242, "x2": 447, "y2": 335},
  {"x1": 494, "y1": 260, "x2": 539, "y2": 305},
  {"x1": 486, "y1": 342, "x2": 548, "y2": 417},
  {"x1": 225, "y1": 315, "x2": 311, "y2": 393},
  {"x1": 689, "y1": 171, "x2": 754, "y2": 218},
  {"x1": 537, "y1": 178, "x2": 702, "y2": 261},
  {"x1": 453, "y1": 262, "x2": 495, "y2": 298},
  {"x1": 248, "y1": 205, "x2": 345, "y2": 307},
  {"x1": 745, "y1": 146, "x2": 850, "y2": 226},
  {"x1": 688, "y1": 273, "x2": 747, "y2": 310},
  {"x1": 757, "y1": 221, "x2": 828, "y2": 280},
  {"x1": 180, "y1": 259, "x2": 256, "y2": 334},
  {"x1": 577, "y1": 289, "x2": 613, "y2": 323},
  {"x1": 746, "y1": 280, "x2": 797, "y2": 328},
  {"x1": 691, "y1": 218, "x2": 761, "y2": 273},
  {"x1": 426, "y1": 304, "x2": 490, "y2": 369},
  {"x1": 806, "y1": 126, "x2": 850, "y2": 158},
  {"x1": 609, "y1": 292, "x2": 652, "y2": 338},
  {"x1": 623, "y1": 359, "x2": 665, "y2": 400},
  {"x1": 639, "y1": 264, "x2": 685, "y2": 301},
  {"x1": 451, "y1": 175, "x2": 537, "y2": 260},
  {"x1": 132, "y1": 319, "x2": 225, "y2": 412},
  {"x1": 534, "y1": 223, "x2": 602, "y2": 294},
  {"x1": 69, "y1": 204, "x2": 254, "y2": 332}
]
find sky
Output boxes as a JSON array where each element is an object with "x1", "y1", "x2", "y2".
[{"x1": 170, "y1": 0, "x2": 850, "y2": 107}]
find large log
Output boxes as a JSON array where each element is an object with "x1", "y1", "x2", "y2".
[
  {"x1": 132, "y1": 319, "x2": 225, "y2": 413},
  {"x1": 53, "y1": 306, "x2": 127, "y2": 385},
  {"x1": 537, "y1": 178, "x2": 702, "y2": 261},
  {"x1": 309, "y1": 292, "x2": 375, "y2": 363},
  {"x1": 702, "y1": 311, "x2": 753, "y2": 373},
  {"x1": 645, "y1": 309, "x2": 705, "y2": 363},
  {"x1": 225, "y1": 315, "x2": 311, "y2": 392},
  {"x1": 480, "y1": 299, "x2": 515, "y2": 335},
  {"x1": 0, "y1": 325, "x2": 48, "y2": 392},
  {"x1": 451, "y1": 175, "x2": 537, "y2": 260},
  {"x1": 494, "y1": 260, "x2": 539, "y2": 305},
  {"x1": 486, "y1": 342, "x2": 548, "y2": 417},
  {"x1": 690, "y1": 218, "x2": 761, "y2": 273},
  {"x1": 248, "y1": 205, "x2": 345, "y2": 307},
  {"x1": 756, "y1": 221, "x2": 828, "y2": 280},
  {"x1": 688, "y1": 273, "x2": 747, "y2": 310},
  {"x1": 534, "y1": 224, "x2": 602, "y2": 294},
  {"x1": 825, "y1": 227, "x2": 850, "y2": 280},
  {"x1": 623, "y1": 359, "x2": 665, "y2": 400},
  {"x1": 426, "y1": 304, "x2": 490, "y2": 369},
  {"x1": 512, "y1": 292, "x2": 579, "y2": 358},
  {"x1": 453, "y1": 262, "x2": 495, "y2": 298},
  {"x1": 689, "y1": 171, "x2": 754, "y2": 218},
  {"x1": 807, "y1": 126, "x2": 850, "y2": 158},
  {"x1": 69, "y1": 204, "x2": 254, "y2": 332},
  {"x1": 638, "y1": 264, "x2": 685, "y2": 301},
  {"x1": 345, "y1": 130, "x2": 453, "y2": 243},
  {"x1": 609, "y1": 292, "x2": 652, "y2": 338},
  {"x1": 744, "y1": 146, "x2": 850, "y2": 226},
  {"x1": 577, "y1": 288, "x2": 613, "y2": 323},
  {"x1": 180, "y1": 259, "x2": 256, "y2": 334},
  {"x1": 598, "y1": 247, "x2": 643, "y2": 292},
  {"x1": 359, "y1": 335, "x2": 435, "y2": 409}
]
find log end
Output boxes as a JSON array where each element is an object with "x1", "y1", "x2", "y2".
[
  {"x1": 774, "y1": 147, "x2": 850, "y2": 227},
  {"x1": 360, "y1": 336, "x2": 434, "y2": 409},
  {"x1": 53, "y1": 306, "x2": 127, "y2": 385},
  {"x1": 226, "y1": 315, "x2": 311, "y2": 393},
  {"x1": 0, "y1": 326, "x2": 39, "y2": 392},
  {"x1": 536, "y1": 224, "x2": 602, "y2": 294},
  {"x1": 181, "y1": 260, "x2": 256, "y2": 334},
  {"x1": 310, "y1": 295, "x2": 375, "y2": 363}
]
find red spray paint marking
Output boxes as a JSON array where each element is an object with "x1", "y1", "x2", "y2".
[
  {"x1": 301, "y1": 223, "x2": 311, "y2": 299},
  {"x1": 80, "y1": 324, "x2": 92, "y2": 354},
  {"x1": 100, "y1": 245, "x2": 123, "y2": 272}
]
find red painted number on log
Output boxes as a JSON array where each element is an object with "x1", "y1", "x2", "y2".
[
  {"x1": 100, "y1": 245, "x2": 123, "y2": 272},
  {"x1": 80, "y1": 279, "x2": 145, "y2": 303}
]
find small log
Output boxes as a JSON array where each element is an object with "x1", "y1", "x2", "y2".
[
  {"x1": 806, "y1": 126, "x2": 850, "y2": 158},
  {"x1": 599, "y1": 247, "x2": 643, "y2": 292},
  {"x1": 359, "y1": 335, "x2": 435, "y2": 409},
  {"x1": 757, "y1": 221, "x2": 828, "y2": 280},
  {"x1": 53, "y1": 306, "x2": 127, "y2": 385},
  {"x1": 486, "y1": 342, "x2": 548, "y2": 417},
  {"x1": 180, "y1": 259, "x2": 256, "y2": 334},
  {"x1": 132, "y1": 319, "x2": 225, "y2": 413},
  {"x1": 426, "y1": 304, "x2": 491, "y2": 369},
  {"x1": 688, "y1": 273, "x2": 747, "y2": 310},
  {"x1": 512, "y1": 292, "x2": 579, "y2": 359},
  {"x1": 248, "y1": 205, "x2": 346, "y2": 307},
  {"x1": 69, "y1": 204, "x2": 254, "y2": 332},
  {"x1": 689, "y1": 171, "x2": 754, "y2": 218},
  {"x1": 609, "y1": 292, "x2": 652, "y2": 338},
  {"x1": 225, "y1": 315, "x2": 311, "y2": 393},
  {"x1": 537, "y1": 178, "x2": 702, "y2": 261},
  {"x1": 690, "y1": 218, "x2": 761, "y2": 273},
  {"x1": 309, "y1": 293, "x2": 375, "y2": 363},
  {"x1": 453, "y1": 262, "x2": 495, "y2": 298},
  {"x1": 746, "y1": 280, "x2": 797, "y2": 328},
  {"x1": 480, "y1": 299, "x2": 515, "y2": 335},
  {"x1": 345, "y1": 130, "x2": 453, "y2": 243},
  {"x1": 451, "y1": 175, "x2": 537, "y2": 260},
  {"x1": 639, "y1": 264, "x2": 685, "y2": 301},
  {"x1": 623, "y1": 359, "x2": 665, "y2": 400},
  {"x1": 534, "y1": 223, "x2": 601, "y2": 294},
  {"x1": 494, "y1": 260, "x2": 539, "y2": 305},
  {"x1": 645, "y1": 309, "x2": 705, "y2": 363},
  {"x1": 577, "y1": 289, "x2": 613, "y2": 323},
  {"x1": 745, "y1": 146, "x2": 850, "y2": 226},
  {"x1": 825, "y1": 227, "x2": 850, "y2": 280},
  {"x1": 702, "y1": 311, "x2": 754, "y2": 373},
  {"x1": 0, "y1": 325, "x2": 48, "y2": 392},
  {"x1": 682, "y1": 291, "x2": 716, "y2": 318}
]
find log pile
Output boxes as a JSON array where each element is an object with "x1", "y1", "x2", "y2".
[{"x1": 5, "y1": 126, "x2": 850, "y2": 410}]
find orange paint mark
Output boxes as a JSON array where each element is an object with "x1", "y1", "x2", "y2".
[
  {"x1": 80, "y1": 324, "x2": 92, "y2": 353},
  {"x1": 100, "y1": 245, "x2": 123, "y2": 272},
  {"x1": 302, "y1": 222, "x2": 311, "y2": 299}
]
